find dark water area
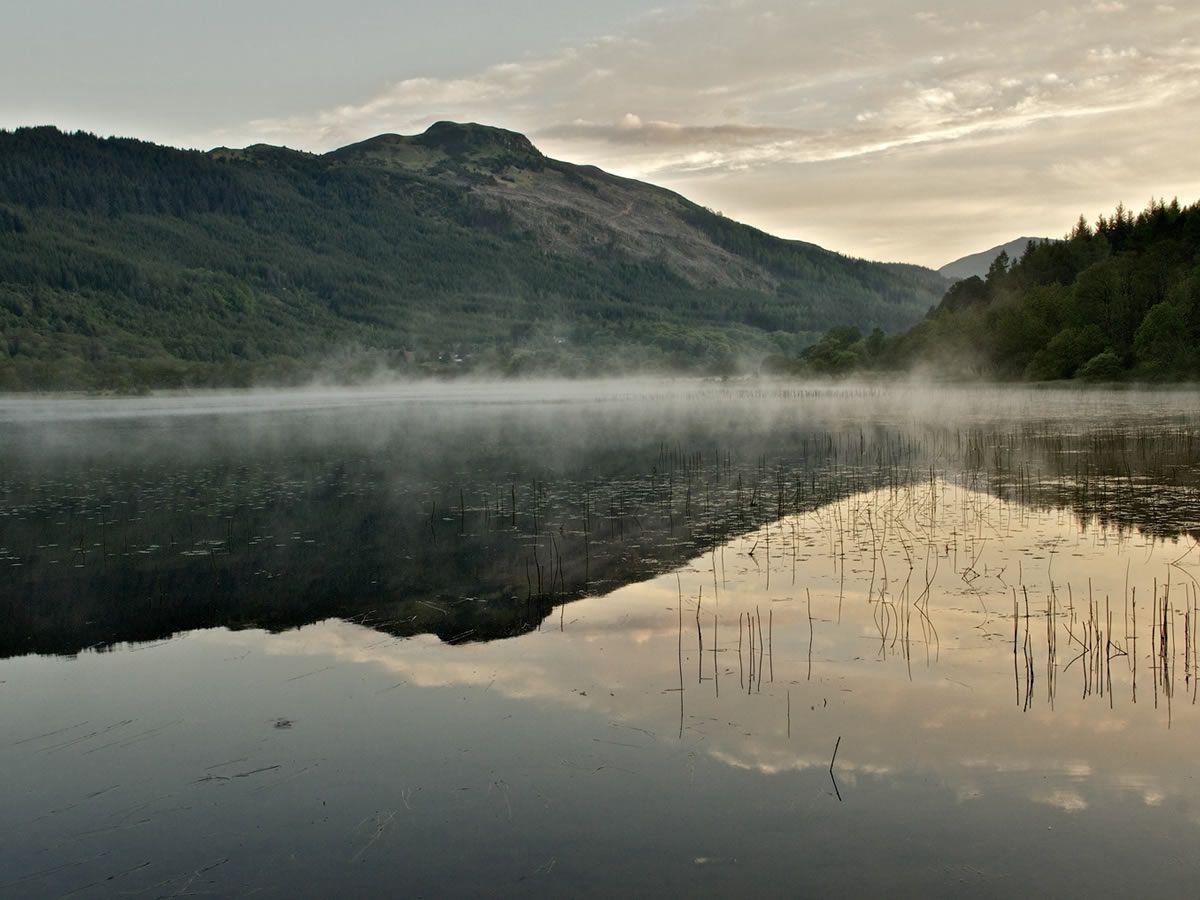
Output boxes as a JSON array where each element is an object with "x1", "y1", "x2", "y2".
[{"x1": 2, "y1": 381, "x2": 1199, "y2": 897}]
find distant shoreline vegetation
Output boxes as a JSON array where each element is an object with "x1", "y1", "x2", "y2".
[
  {"x1": 0, "y1": 342, "x2": 775, "y2": 394},
  {"x1": 771, "y1": 199, "x2": 1200, "y2": 383}
]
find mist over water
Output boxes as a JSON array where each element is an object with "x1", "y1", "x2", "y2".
[{"x1": 2, "y1": 380, "x2": 1200, "y2": 896}]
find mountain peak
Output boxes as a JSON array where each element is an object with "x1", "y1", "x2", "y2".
[
  {"x1": 411, "y1": 121, "x2": 542, "y2": 159},
  {"x1": 325, "y1": 122, "x2": 544, "y2": 175}
]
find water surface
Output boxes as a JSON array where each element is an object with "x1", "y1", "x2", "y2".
[{"x1": 2, "y1": 381, "x2": 1199, "y2": 897}]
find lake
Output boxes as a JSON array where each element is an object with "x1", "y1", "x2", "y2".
[{"x1": 2, "y1": 380, "x2": 1199, "y2": 897}]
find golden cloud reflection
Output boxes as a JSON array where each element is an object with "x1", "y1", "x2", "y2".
[{"x1": 243, "y1": 478, "x2": 1200, "y2": 815}]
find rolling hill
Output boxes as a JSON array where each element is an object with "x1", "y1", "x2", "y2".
[{"x1": 0, "y1": 122, "x2": 948, "y2": 388}]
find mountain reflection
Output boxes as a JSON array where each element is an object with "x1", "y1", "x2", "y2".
[
  {"x1": 2, "y1": 383, "x2": 1198, "y2": 660},
  {"x1": 234, "y1": 477, "x2": 1200, "y2": 806}
]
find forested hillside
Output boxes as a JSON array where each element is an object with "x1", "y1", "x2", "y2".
[
  {"x1": 785, "y1": 199, "x2": 1200, "y2": 381},
  {"x1": 0, "y1": 123, "x2": 947, "y2": 389}
]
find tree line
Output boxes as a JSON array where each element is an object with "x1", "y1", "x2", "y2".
[{"x1": 777, "y1": 199, "x2": 1200, "y2": 381}]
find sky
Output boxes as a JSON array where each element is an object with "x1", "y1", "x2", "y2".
[{"x1": 3, "y1": 0, "x2": 1199, "y2": 267}]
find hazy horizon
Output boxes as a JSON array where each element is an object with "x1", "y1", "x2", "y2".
[{"x1": 5, "y1": 0, "x2": 1198, "y2": 267}]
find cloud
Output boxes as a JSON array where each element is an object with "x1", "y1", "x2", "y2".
[
  {"x1": 247, "y1": 50, "x2": 580, "y2": 145},
  {"x1": 549, "y1": 115, "x2": 798, "y2": 145}
]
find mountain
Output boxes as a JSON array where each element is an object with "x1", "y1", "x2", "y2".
[
  {"x1": 0, "y1": 122, "x2": 948, "y2": 389},
  {"x1": 939, "y1": 237, "x2": 1055, "y2": 281}
]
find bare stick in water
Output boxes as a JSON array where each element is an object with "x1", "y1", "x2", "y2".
[
  {"x1": 807, "y1": 588, "x2": 815, "y2": 681},
  {"x1": 677, "y1": 574, "x2": 684, "y2": 739},
  {"x1": 829, "y1": 735, "x2": 843, "y2": 802}
]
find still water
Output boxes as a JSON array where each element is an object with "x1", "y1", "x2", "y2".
[{"x1": 2, "y1": 381, "x2": 1199, "y2": 897}]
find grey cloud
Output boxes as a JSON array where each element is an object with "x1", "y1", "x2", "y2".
[{"x1": 540, "y1": 116, "x2": 802, "y2": 148}]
